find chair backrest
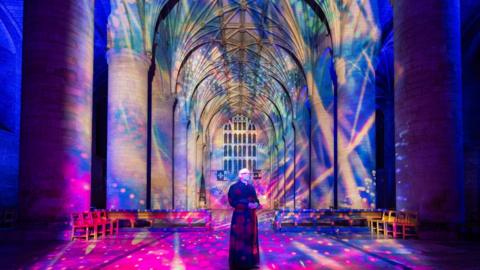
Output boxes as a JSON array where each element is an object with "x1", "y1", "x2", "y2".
[
  {"x1": 71, "y1": 213, "x2": 84, "y2": 226},
  {"x1": 405, "y1": 211, "x2": 418, "y2": 225},
  {"x1": 380, "y1": 210, "x2": 387, "y2": 221},
  {"x1": 386, "y1": 210, "x2": 396, "y2": 222},
  {"x1": 82, "y1": 211, "x2": 93, "y2": 223},
  {"x1": 99, "y1": 210, "x2": 108, "y2": 219},
  {"x1": 395, "y1": 211, "x2": 407, "y2": 223},
  {"x1": 91, "y1": 210, "x2": 102, "y2": 221}
]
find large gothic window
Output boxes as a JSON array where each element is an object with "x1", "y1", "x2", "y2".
[{"x1": 223, "y1": 115, "x2": 257, "y2": 175}]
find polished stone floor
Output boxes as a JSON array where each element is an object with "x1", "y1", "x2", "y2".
[{"x1": 0, "y1": 210, "x2": 479, "y2": 270}]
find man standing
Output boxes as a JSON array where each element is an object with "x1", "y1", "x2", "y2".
[{"x1": 228, "y1": 168, "x2": 261, "y2": 270}]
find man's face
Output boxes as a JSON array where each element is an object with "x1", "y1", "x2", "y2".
[{"x1": 239, "y1": 170, "x2": 252, "y2": 182}]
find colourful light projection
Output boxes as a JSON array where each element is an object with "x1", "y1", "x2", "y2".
[
  {"x1": 107, "y1": 0, "x2": 381, "y2": 210},
  {"x1": 106, "y1": 0, "x2": 163, "y2": 209},
  {"x1": 25, "y1": 213, "x2": 437, "y2": 269},
  {"x1": 106, "y1": 50, "x2": 150, "y2": 210},
  {"x1": 326, "y1": 0, "x2": 380, "y2": 209}
]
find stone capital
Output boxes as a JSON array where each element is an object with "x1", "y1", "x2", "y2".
[{"x1": 106, "y1": 48, "x2": 151, "y2": 69}]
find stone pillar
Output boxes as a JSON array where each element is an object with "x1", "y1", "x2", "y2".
[
  {"x1": 294, "y1": 118, "x2": 311, "y2": 209},
  {"x1": 395, "y1": 0, "x2": 464, "y2": 227},
  {"x1": 271, "y1": 146, "x2": 280, "y2": 208},
  {"x1": 194, "y1": 139, "x2": 204, "y2": 209},
  {"x1": 20, "y1": 0, "x2": 94, "y2": 221},
  {"x1": 276, "y1": 142, "x2": 286, "y2": 208},
  {"x1": 0, "y1": 0, "x2": 23, "y2": 208},
  {"x1": 106, "y1": 49, "x2": 150, "y2": 210},
  {"x1": 308, "y1": 51, "x2": 335, "y2": 209},
  {"x1": 186, "y1": 121, "x2": 196, "y2": 210},
  {"x1": 151, "y1": 95, "x2": 174, "y2": 209},
  {"x1": 173, "y1": 103, "x2": 188, "y2": 209},
  {"x1": 335, "y1": 55, "x2": 376, "y2": 209},
  {"x1": 283, "y1": 133, "x2": 295, "y2": 209}
]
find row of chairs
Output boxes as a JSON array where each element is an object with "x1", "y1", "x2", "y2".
[
  {"x1": 368, "y1": 210, "x2": 418, "y2": 239},
  {"x1": 71, "y1": 210, "x2": 119, "y2": 240}
]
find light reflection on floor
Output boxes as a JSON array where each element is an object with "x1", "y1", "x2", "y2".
[{"x1": 1, "y1": 210, "x2": 479, "y2": 269}]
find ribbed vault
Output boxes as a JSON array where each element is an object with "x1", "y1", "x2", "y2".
[{"x1": 155, "y1": 0, "x2": 329, "y2": 137}]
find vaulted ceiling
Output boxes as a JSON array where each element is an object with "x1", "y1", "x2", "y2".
[{"x1": 154, "y1": 0, "x2": 330, "y2": 141}]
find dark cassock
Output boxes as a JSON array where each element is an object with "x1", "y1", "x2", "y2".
[{"x1": 228, "y1": 180, "x2": 260, "y2": 270}]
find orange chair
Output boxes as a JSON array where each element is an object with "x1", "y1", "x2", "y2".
[
  {"x1": 91, "y1": 211, "x2": 107, "y2": 238},
  {"x1": 100, "y1": 210, "x2": 119, "y2": 235},
  {"x1": 82, "y1": 211, "x2": 104, "y2": 240},
  {"x1": 376, "y1": 210, "x2": 396, "y2": 236},
  {"x1": 71, "y1": 213, "x2": 95, "y2": 240},
  {"x1": 400, "y1": 211, "x2": 418, "y2": 239},
  {"x1": 384, "y1": 211, "x2": 418, "y2": 239},
  {"x1": 368, "y1": 211, "x2": 386, "y2": 233},
  {"x1": 385, "y1": 211, "x2": 405, "y2": 238}
]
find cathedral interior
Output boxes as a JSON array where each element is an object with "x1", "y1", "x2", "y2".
[{"x1": 1, "y1": 0, "x2": 480, "y2": 269}]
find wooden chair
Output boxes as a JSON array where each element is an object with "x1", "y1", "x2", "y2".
[
  {"x1": 82, "y1": 211, "x2": 104, "y2": 240},
  {"x1": 91, "y1": 211, "x2": 107, "y2": 238},
  {"x1": 369, "y1": 211, "x2": 386, "y2": 233},
  {"x1": 100, "y1": 210, "x2": 119, "y2": 235},
  {"x1": 400, "y1": 211, "x2": 418, "y2": 239},
  {"x1": 371, "y1": 210, "x2": 388, "y2": 235},
  {"x1": 376, "y1": 210, "x2": 396, "y2": 236},
  {"x1": 385, "y1": 211, "x2": 405, "y2": 238},
  {"x1": 71, "y1": 213, "x2": 95, "y2": 240},
  {"x1": 384, "y1": 211, "x2": 418, "y2": 239}
]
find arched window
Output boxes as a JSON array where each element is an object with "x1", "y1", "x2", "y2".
[{"x1": 223, "y1": 114, "x2": 258, "y2": 174}]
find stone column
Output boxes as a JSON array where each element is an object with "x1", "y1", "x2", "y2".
[
  {"x1": 173, "y1": 103, "x2": 188, "y2": 209},
  {"x1": 194, "y1": 139, "x2": 204, "y2": 209},
  {"x1": 151, "y1": 95, "x2": 174, "y2": 209},
  {"x1": 0, "y1": 0, "x2": 23, "y2": 208},
  {"x1": 20, "y1": 0, "x2": 94, "y2": 221},
  {"x1": 283, "y1": 133, "x2": 295, "y2": 209},
  {"x1": 395, "y1": 0, "x2": 464, "y2": 228},
  {"x1": 186, "y1": 121, "x2": 196, "y2": 210},
  {"x1": 334, "y1": 55, "x2": 376, "y2": 209},
  {"x1": 106, "y1": 49, "x2": 150, "y2": 210},
  {"x1": 294, "y1": 118, "x2": 311, "y2": 209},
  {"x1": 308, "y1": 52, "x2": 335, "y2": 209}
]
